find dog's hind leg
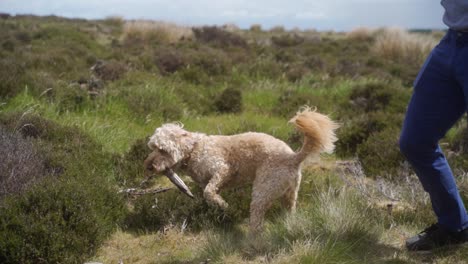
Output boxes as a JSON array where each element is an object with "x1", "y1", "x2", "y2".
[
  {"x1": 249, "y1": 194, "x2": 274, "y2": 233},
  {"x1": 281, "y1": 172, "x2": 301, "y2": 213},
  {"x1": 203, "y1": 167, "x2": 229, "y2": 210},
  {"x1": 249, "y1": 169, "x2": 292, "y2": 233},
  {"x1": 281, "y1": 188, "x2": 298, "y2": 213}
]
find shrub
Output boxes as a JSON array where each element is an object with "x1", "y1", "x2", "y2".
[
  {"x1": 357, "y1": 127, "x2": 405, "y2": 178},
  {"x1": 186, "y1": 46, "x2": 232, "y2": 76},
  {"x1": 14, "y1": 31, "x2": 32, "y2": 43},
  {"x1": 0, "y1": 114, "x2": 127, "y2": 264},
  {"x1": 2, "y1": 39, "x2": 15, "y2": 52},
  {"x1": 275, "y1": 89, "x2": 328, "y2": 118},
  {"x1": 214, "y1": 88, "x2": 243, "y2": 113},
  {"x1": 341, "y1": 81, "x2": 411, "y2": 117},
  {"x1": 286, "y1": 64, "x2": 309, "y2": 82},
  {"x1": 336, "y1": 82, "x2": 411, "y2": 157},
  {"x1": 126, "y1": 181, "x2": 251, "y2": 232},
  {"x1": 115, "y1": 138, "x2": 151, "y2": 187},
  {"x1": 0, "y1": 178, "x2": 126, "y2": 264},
  {"x1": 336, "y1": 112, "x2": 404, "y2": 158},
  {"x1": 250, "y1": 24, "x2": 262, "y2": 32},
  {"x1": 91, "y1": 60, "x2": 127, "y2": 81},
  {"x1": 451, "y1": 119, "x2": 468, "y2": 155},
  {"x1": 269, "y1": 26, "x2": 285, "y2": 33},
  {"x1": 271, "y1": 34, "x2": 305, "y2": 47},
  {"x1": 0, "y1": 57, "x2": 26, "y2": 98},
  {"x1": 247, "y1": 56, "x2": 283, "y2": 80},
  {"x1": 0, "y1": 128, "x2": 46, "y2": 199},
  {"x1": 332, "y1": 59, "x2": 362, "y2": 77},
  {"x1": 274, "y1": 50, "x2": 297, "y2": 63},
  {"x1": 192, "y1": 26, "x2": 247, "y2": 48},
  {"x1": 154, "y1": 47, "x2": 187, "y2": 75},
  {"x1": 446, "y1": 119, "x2": 468, "y2": 172},
  {"x1": 103, "y1": 15, "x2": 124, "y2": 28},
  {"x1": 0, "y1": 13, "x2": 10, "y2": 19},
  {"x1": 0, "y1": 112, "x2": 109, "y2": 180}
]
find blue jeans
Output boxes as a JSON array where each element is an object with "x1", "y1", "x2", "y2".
[{"x1": 400, "y1": 29, "x2": 468, "y2": 232}]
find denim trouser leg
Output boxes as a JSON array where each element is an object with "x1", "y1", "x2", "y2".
[{"x1": 399, "y1": 30, "x2": 468, "y2": 232}]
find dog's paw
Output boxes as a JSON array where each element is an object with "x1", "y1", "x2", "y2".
[{"x1": 218, "y1": 201, "x2": 229, "y2": 210}]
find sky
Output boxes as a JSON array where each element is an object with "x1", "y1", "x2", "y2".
[{"x1": 0, "y1": 0, "x2": 446, "y2": 31}]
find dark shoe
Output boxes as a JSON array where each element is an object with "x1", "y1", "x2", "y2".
[{"x1": 406, "y1": 223, "x2": 468, "y2": 251}]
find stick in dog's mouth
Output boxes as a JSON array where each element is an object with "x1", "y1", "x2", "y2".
[{"x1": 162, "y1": 167, "x2": 194, "y2": 199}]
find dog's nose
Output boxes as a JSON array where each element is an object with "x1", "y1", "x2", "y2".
[{"x1": 146, "y1": 165, "x2": 154, "y2": 171}]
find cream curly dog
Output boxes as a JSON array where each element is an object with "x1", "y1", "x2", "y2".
[{"x1": 144, "y1": 107, "x2": 338, "y2": 232}]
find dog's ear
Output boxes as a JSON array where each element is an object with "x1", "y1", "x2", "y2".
[{"x1": 147, "y1": 124, "x2": 189, "y2": 163}]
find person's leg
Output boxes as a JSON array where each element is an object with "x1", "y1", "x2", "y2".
[
  {"x1": 400, "y1": 30, "x2": 468, "y2": 233},
  {"x1": 456, "y1": 32, "x2": 468, "y2": 117}
]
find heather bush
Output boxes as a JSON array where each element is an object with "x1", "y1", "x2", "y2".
[
  {"x1": 192, "y1": 26, "x2": 247, "y2": 48},
  {"x1": 91, "y1": 59, "x2": 127, "y2": 81},
  {"x1": 275, "y1": 89, "x2": 328, "y2": 118},
  {"x1": 335, "y1": 112, "x2": 403, "y2": 157},
  {"x1": 0, "y1": 113, "x2": 126, "y2": 264},
  {"x1": 335, "y1": 81, "x2": 410, "y2": 159},
  {"x1": 0, "y1": 178, "x2": 126, "y2": 264},
  {"x1": 0, "y1": 57, "x2": 26, "y2": 98},
  {"x1": 1, "y1": 39, "x2": 15, "y2": 52},
  {"x1": 340, "y1": 81, "x2": 411, "y2": 117},
  {"x1": 445, "y1": 119, "x2": 468, "y2": 171},
  {"x1": 0, "y1": 127, "x2": 46, "y2": 199},
  {"x1": 357, "y1": 127, "x2": 405, "y2": 178},
  {"x1": 126, "y1": 180, "x2": 251, "y2": 232},
  {"x1": 154, "y1": 47, "x2": 187, "y2": 75},
  {"x1": 271, "y1": 33, "x2": 305, "y2": 47},
  {"x1": 286, "y1": 64, "x2": 309, "y2": 82},
  {"x1": 247, "y1": 56, "x2": 283, "y2": 80},
  {"x1": 115, "y1": 138, "x2": 151, "y2": 187},
  {"x1": 249, "y1": 24, "x2": 262, "y2": 32},
  {"x1": 214, "y1": 88, "x2": 243, "y2": 113},
  {"x1": 187, "y1": 46, "x2": 232, "y2": 76}
]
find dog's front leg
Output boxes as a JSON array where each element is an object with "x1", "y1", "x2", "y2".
[{"x1": 203, "y1": 168, "x2": 229, "y2": 210}]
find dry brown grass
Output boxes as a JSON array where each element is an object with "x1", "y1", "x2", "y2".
[
  {"x1": 123, "y1": 20, "x2": 193, "y2": 44},
  {"x1": 346, "y1": 27, "x2": 375, "y2": 41},
  {"x1": 372, "y1": 27, "x2": 437, "y2": 64},
  {"x1": 93, "y1": 226, "x2": 206, "y2": 264}
]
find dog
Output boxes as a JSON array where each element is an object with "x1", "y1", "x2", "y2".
[{"x1": 144, "y1": 107, "x2": 338, "y2": 232}]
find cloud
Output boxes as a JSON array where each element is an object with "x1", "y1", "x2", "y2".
[{"x1": 294, "y1": 11, "x2": 327, "y2": 20}]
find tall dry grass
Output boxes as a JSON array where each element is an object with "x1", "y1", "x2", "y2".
[
  {"x1": 123, "y1": 20, "x2": 193, "y2": 43},
  {"x1": 372, "y1": 27, "x2": 438, "y2": 64},
  {"x1": 346, "y1": 27, "x2": 375, "y2": 41}
]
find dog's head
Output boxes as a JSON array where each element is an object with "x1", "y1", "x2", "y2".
[{"x1": 144, "y1": 123, "x2": 195, "y2": 174}]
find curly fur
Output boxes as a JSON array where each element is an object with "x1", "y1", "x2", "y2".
[{"x1": 144, "y1": 107, "x2": 339, "y2": 232}]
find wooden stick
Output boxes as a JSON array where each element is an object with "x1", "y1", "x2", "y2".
[{"x1": 119, "y1": 186, "x2": 173, "y2": 196}]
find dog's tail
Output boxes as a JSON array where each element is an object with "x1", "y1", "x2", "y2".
[{"x1": 289, "y1": 107, "x2": 339, "y2": 164}]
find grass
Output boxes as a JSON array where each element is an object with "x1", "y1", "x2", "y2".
[
  {"x1": 372, "y1": 27, "x2": 438, "y2": 64},
  {"x1": 123, "y1": 19, "x2": 193, "y2": 44},
  {"x1": 92, "y1": 163, "x2": 468, "y2": 263}
]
